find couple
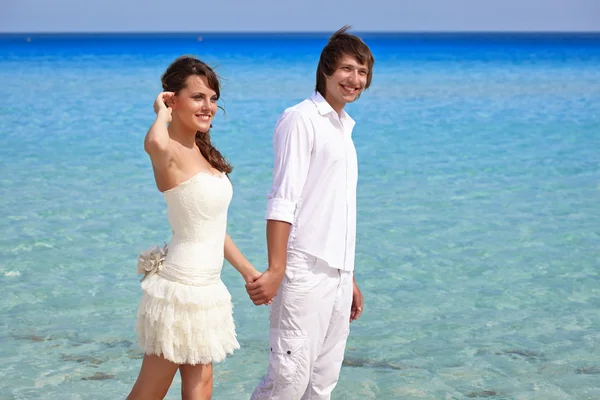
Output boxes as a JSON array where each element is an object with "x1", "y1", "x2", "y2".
[{"x1": 128, "y1": 27, "x2": 375, "y2": 400}]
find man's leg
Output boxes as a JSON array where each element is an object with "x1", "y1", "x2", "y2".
[
  {"x1": 251, "y1": 251, "x2": 340, "y2": 400},
  {"x1": 302, "y1": 270, "x2": 353, "y2": 400}
]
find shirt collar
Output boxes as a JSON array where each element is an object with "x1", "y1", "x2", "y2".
[{"x1": 310, "y1": 91, "x2": 355, "y2": 128}]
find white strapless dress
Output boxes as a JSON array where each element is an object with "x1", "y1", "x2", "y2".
[{"x1": 135, "y1": 171, "x2": 240, "y2": 365}]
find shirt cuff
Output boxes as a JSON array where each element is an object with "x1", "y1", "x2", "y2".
[{"x1": 266, "y1": 198, "x2": 295, "y2": 223}]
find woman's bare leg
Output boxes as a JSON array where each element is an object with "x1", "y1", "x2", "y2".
[
  {"x1": 180, "y1": 362, "x2": 213, "y2": 400},
  {"x1": 127, "y1": 354, "x2": 179, "y2": 400}
]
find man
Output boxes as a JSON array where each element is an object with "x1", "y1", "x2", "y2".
[{"x1": 246, "y1": 26, "x2": 375, "y2": 400}]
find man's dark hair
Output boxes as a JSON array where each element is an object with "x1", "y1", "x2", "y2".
[{"x1": 315, "y1": 25, "x2": 375, "y2": 98}]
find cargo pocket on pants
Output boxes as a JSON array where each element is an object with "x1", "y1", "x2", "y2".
[
  {"x1": 267, "y1": 328, "x2": 308, "y2": 385},
  {"x1": 285, "y1": 250, "x2": 319, "y2": 283}
]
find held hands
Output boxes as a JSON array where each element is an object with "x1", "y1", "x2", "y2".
[
  {"x1": 350, "y1": 279, "x2": 363, "y2": 322},
  {"x1": 153, "y1": 92, "x2": 174, "y2": 123},
  {"x1": 242, "y1": 267, "x2": 262, "y2": 285},
  {"x1": 245, "y1": 268, "x2": 284, "y2": 306},
  {"x1": 242, "y1": 266, "x2": 274, "y2": 306}
]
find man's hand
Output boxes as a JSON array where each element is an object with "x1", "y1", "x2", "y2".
[
  {"x1": 245, "y1": 268, "x2": 285, "y2": 306},
  {"x1": 350, "y1": 279, "x2": 363, "y2": 322},
  {"x1": 244, "y1": 269, "x2": 273, "y2": 306}
]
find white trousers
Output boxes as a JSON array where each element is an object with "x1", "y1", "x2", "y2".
[{"x1": 251, "y1": 250, "x2": 354, "y2": 400}]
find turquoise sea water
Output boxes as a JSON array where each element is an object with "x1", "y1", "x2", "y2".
[{"x1": 1, "y1": 33, "x2": 599, "y2": 399}]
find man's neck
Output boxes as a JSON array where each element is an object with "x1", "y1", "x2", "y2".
[{"x1": 322, "y1": 95, "x2": 345, "y2": 116}]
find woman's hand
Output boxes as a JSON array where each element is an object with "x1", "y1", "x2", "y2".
[
  {"x1": 243, "y1": 266, "x2": 262, "y2": 285},
  {"x1": 153, "y1": 92, "x2": 174, "y2": 122}
]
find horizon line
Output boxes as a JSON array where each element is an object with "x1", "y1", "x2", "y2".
[{"x1": 2, "y1": 30, "x2": 600, "y2": 35}]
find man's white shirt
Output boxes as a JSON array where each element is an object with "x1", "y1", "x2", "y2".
[{"x1": 266, "y1": 91, "x2": 357, "y2": 272}]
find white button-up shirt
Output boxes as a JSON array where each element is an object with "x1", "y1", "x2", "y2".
[{"x1": 266, "y1": 92, "x2": 357, "y2": 272}]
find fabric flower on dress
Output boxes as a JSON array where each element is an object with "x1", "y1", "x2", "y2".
[{"x1": 137, "y1": 243, "x2": 168, "y2": 282}]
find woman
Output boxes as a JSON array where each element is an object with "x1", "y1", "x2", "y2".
[{"x1": 128, "y1": 56, "x2": 260, "y2": 400}]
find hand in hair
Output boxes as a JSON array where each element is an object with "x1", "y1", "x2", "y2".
[
  {"x1": 145, "y1": 92, "x2": 174, "y2": 155},
  {"x1": 153, "y1": 91, "x2": 174, "y2": 122}
]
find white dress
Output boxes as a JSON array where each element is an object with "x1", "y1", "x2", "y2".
[{"x1": 136, "y1": 171, "x2": 240, "y2": 365}]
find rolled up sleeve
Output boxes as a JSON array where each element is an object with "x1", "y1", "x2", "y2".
[{"x1": 266, "y1": 110, "x2": 313, "y2": 223}]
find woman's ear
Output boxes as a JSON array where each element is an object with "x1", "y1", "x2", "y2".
[{"x1": 166, "y1": 94, "x2": 176, "y2": 109}]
